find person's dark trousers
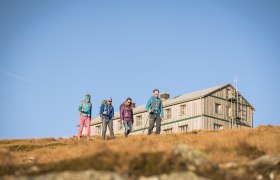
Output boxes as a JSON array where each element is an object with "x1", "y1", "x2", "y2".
[
  {"x1": 102, "y1": 116, "x2": 115, "y2": 140},
  {"x1": 148, "y1": 113, "x2": 161, "y2": 135},
  {"x1": 123, "y1": 121, "x2": 133, "y2": 137}
]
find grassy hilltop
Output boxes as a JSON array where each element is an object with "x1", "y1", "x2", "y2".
[{"x1": 1, "y1": 126, "x2": 280, "y2": 179}]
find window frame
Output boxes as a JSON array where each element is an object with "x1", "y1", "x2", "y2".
[
  {"x1": 214, "y1": 123, "x2": 223, "y2": 130},
  {"x1": 118, "y1": 120, "x2": 123, "y2": 130},
  {"x1": 136, "y1": 115, "x2": 142, "y2": 126},
  {"x1": 179, "y1": 125, "x2": 188, "y2": 132},
  {"x1": 215, "y1": 103, "x2": 222, "y2": 115},
  {"x1": 165, "y1": 108, "x2": 172, "y2": 119},
  {"x1": 180, "y1": 104, "x2": 186, "y2": 116},
  {"x1": 163, "y1": 128, "x2": 173, "y2": 134}
]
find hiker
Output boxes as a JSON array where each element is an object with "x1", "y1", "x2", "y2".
[
  {"x1": 100, "y1": 97, "x2": 115, "y2": 140},
  {"x1": 120, "y1": 98, "x2": 134, "y2": 137},
  {"x1": 146, "y1": 89, "x2": 163, "y2": 135},
  {"x1": 78, "y1": 94, "x2": 92, "y2": 140}
]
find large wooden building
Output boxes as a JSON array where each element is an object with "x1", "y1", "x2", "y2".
[{"x1": 81, "y1": 83, "x2": 255, "y2": 136}]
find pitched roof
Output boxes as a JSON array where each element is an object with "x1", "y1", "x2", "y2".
[{"x1": 163, "y1": 83, "x2": 229, "y2": 106}]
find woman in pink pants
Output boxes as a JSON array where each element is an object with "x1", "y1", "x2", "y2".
[{"x1": 78, "y1": 94, "x2": 92, "y2": 140}]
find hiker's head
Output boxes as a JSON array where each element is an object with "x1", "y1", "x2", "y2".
[
  {"x1": 153, "y1": 89, "x2": 159, "y2": 98},
  {"x1": 85, "y1": 94, "x2": 91, "y2": 102},
  {"x1": 107, "y1": 97, "x2": 112, "y2": 105},
  {"x1": 125, "y1": 98, "x2": 132, "y2": 106}
]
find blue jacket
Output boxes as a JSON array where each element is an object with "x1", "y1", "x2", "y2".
[
  {"x1": 100, "y1": 104, "x2": 114, "y2": 119},
  {"x1": 79, "y1": 101, "x2": 92, "y2": 118},
  {"x1": 146, "y1": 96, "x2": 163, "y2": 117}
]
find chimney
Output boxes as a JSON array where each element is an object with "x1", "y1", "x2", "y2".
[
  {"x1": 131, "y1": 102, "x2": 136, "y2": 108},
  {"x1": 160, "y1": 93, "x2": 170, "y2": 101}
]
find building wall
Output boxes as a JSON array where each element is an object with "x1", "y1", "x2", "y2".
[
  {"x1": 203, "y1": 86, "x2": 253, "y2": 130},
  {"x1": 81, "y1": 85, "x2": 254, "y2": 136}
]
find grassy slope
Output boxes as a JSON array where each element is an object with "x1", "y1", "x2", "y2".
[{"x1": 0, "y1": 125, "x2": 280, "y2": 177}]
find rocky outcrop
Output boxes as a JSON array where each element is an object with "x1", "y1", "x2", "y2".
[
  {"x1": 2, "y1": 170, "x2": 124, "y2": 180},
  {"x1": 2, "y1": 145, "x2": 280, "y2": 180},
  {"x1": 161, "y1": 144, "x2": 223, "y2": 179},
  {"x1": 220, "y1": 153, "x2": 280, "y2": 180}
]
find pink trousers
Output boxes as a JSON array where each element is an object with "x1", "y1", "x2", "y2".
[{"x1": 78, "y1": 116, "x2": 91, "y2": 139}]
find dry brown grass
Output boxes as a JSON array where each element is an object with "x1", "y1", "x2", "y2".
[{"x1": 0, "y1": 125, "x2": 279, "y2": 177}]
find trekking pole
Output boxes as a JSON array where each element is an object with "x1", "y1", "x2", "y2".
[{"x1": 142, "y1": 115, "x2": 149, "y2": 135}]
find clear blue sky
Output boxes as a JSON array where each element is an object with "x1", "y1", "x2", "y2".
[{"x1": 0, "y1": 0, "x2": 279, "y2": 138}]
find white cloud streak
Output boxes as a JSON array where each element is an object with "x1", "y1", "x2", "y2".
[{"x1": 0, "y1": 68, "x2": 31, "y2": 83}]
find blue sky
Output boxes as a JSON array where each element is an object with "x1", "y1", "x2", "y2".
[{"x1": 0, "y1": 0, "x2": 279, "y2": 138}]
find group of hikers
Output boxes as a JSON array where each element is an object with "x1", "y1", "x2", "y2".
[{"x1": 77, "y1": 89, "x2": 164, "y2": 140}]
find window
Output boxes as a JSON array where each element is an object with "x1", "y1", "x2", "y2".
[
  {"x1": 118, "y1": 121, "x2": 123, "y2": 130},
  {"x1": 179, "y1": 125, "x2": 188, "y2": 132},
  {"x1": 136, "y1": 115, "x2": 142, "y2": 126},
  {"x1": 214, "y1": 123, "x2": 223, "y2": 130},
  {"x1": 180, "y1": 105, "x2": 186, "y2": 116},
  {"x1": 215, "y1": 103, "x2": 222, "y2": 114},
  {"x1": 165, "y1": 108, "x2": 171, "y2": 119},
  {"x1": 163, "y1": 128, "x2": 172, "y2": 134},
  {"x1": 227, "y1": 106, "x2": 232, "y2": 117},
  {"x1": 95, "y1": 125, "x2": 101, "y2": 135}
]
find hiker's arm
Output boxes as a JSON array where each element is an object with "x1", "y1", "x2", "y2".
[
  {"x1": 90, "y1": 104, "x2": 92, "y2": 119},
  {"x1": 78, "y1": 102, "x2": 83, "y2": 112},
  {"x1": 120, "y1": 105, "x2": 124, "y2": 121},
  {"x1": 146, "y1": 98, "x2": 151, "y2": 111}
]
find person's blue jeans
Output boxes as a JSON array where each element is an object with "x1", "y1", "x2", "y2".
[
  {"x1": 102, "y1": 116, "x2": 114, "y2": 140},
  {"x1": 123, "y1": 121, "x2": 133, "y2": 137}
]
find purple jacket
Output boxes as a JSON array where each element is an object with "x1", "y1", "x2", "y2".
[{"x1": 120, "y1": 103, "x2": 134, "y2": 122}]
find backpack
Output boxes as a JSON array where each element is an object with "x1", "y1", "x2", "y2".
[
  {"x1": 99, "y1": 100, "x2": 107, "y2": 116},
  {"x1": 150, "y1": 97, "x2": 162, "y2": 112},
  {"x1": 152, "y1": 98, "x2": 161, "y2": 108}
]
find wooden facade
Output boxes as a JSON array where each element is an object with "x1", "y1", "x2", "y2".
[{"x1": 81, "y1": 83, "x2": 255, "y2": 136}]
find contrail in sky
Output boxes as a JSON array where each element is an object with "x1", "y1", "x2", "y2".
[{"x1": 0, "y1": 68, "x2": 31, "y2": 83}]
